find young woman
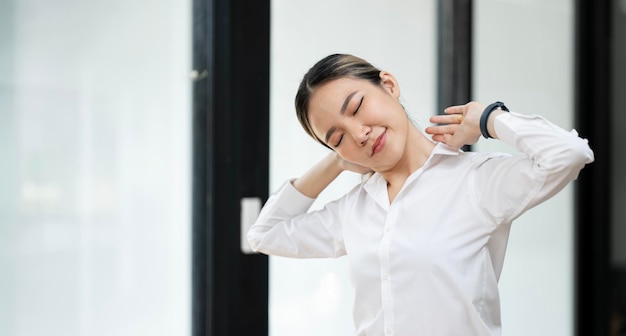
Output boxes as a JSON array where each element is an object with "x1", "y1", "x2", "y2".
[{"x1": 247, "y1": 54, "x2": 594, "y2": 335}]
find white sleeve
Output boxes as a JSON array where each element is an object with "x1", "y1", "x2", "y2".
[
  {"x1": 471, "y1": 111, "x2": 595, "y2": 224},
  {"x1": 246, "y1": 180, "x2": 347, "y2": 258}
]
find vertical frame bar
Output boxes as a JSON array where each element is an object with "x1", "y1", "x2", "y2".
[
  {"x1": 191, "y1": 0, "x2": 214, "y2": 332},
  {"x1": 192, "y1": 0, "x2": 270, "y2": 335},
  {"x1": 574, "y1": 0, "x2": 611, "y2": 335},
  {"x1": 438, "y1": 0, "x2": 473, "y2": 151}
]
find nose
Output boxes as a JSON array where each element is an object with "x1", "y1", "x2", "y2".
[{"x1": 354, "y1": 125, "x2": 371, "y2": 146}]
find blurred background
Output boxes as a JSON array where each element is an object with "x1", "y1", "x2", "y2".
[
  {"x1": 0, "y1": 0, "x2": 622, "y2": 335},
  {"x1": 0, "y1": 0, "x2": 192, "y2": 335}
]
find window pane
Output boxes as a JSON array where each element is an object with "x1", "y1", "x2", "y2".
[
  {"x1": 474, "y1": 1, "x2": 575, "y2": 335},
  {"x1": 0, "y1": 0, "x2": 191, "y2": 335}
]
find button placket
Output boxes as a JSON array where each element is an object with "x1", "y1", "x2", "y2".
[{"x1": 379, "y1": 206, "x2": 397, "y2": 336}]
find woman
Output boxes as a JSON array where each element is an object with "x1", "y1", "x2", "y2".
[{"x1": 247, "y1": 54, "x2": 594, "y2": 335}]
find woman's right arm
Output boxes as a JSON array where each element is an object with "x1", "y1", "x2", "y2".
[
  {"x1": 247, "y1": 152, "x2": 366, "y2": 258},
  {"x1": 293, "y1": 151, "x2": 370, "y2": 197},
  {"x1": 292, "y1": 151, "x2": 345, "y2": 198}
]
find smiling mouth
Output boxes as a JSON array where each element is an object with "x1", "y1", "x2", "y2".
[{"x1": 371, "y1": 129, "x2": 387, "y2": 156}]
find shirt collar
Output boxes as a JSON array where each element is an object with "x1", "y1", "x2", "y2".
[
  {"x1": 362, "y1": 142, "x2": 462, "y2": 199},
  {"x1": 430, "y1": 142, "x2": 462, "y2": 157}
]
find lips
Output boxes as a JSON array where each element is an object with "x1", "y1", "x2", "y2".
[{"x1": 371, "y1": 129, "x2": 386, "y2": 156}]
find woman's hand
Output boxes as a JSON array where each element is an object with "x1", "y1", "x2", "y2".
[
  {"x1": 424, "y1": 101, "x2": 490, "y2": 148},
  {"x1": 293, "y1": 152, "x2": 371, "y2": 198},
  {"x1": 335, "y1": 153, "x2": 372, "y2": 175}
]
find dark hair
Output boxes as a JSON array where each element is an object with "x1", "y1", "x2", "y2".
[{"x1": 295, "y1": 54, "x2": 382, "y2": 148}]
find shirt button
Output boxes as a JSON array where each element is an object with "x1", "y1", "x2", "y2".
[
  {"x1": 385, "y1": 226, "x2": 391, "y2": 233},
  {"x1": 381, "y1": 272, "x2": 389, "y2": 280},
  {"x1": 385, "y1": 327, "x2": 393, "y2": 335}
]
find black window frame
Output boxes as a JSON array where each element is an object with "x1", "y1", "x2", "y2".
[{"x1": 191, "y1": 0, "x2": 270, "y2": 335}]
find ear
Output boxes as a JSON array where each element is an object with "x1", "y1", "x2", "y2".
[{"x1": 379, "y1": 71, "x2": 401, "y2": 99}]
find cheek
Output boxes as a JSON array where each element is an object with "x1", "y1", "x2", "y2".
[{"x1": 336, "y1": 144, "x2": 365, "y2": 163}]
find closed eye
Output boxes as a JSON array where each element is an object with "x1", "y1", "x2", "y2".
[
  {"x1": 334, "y1": 134, "x2": 344, "y2": 147},
  {"x1": 353, "y1": 96, "x2": 364, "y2": 115},
  {"x1": 335, "y1": 96, "x2": 363, "y2": 147}
]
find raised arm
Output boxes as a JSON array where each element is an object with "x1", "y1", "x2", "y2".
[
  {"x1": 425, "y1": 101, "x2": 505, "y2": 148},
  {"x1": 427, "y1": 101, "x2": 594, "y2": 224},
  {"x1": 293, "y1": 151, "x2": 370, "y2": 197},
  {"x1": 247, "y1": 151, "x2": 367, "y2": 258}
]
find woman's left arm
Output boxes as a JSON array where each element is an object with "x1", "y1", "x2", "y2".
[{"x1": 426, "y1": 101, "x2": 595, "y2": 223}]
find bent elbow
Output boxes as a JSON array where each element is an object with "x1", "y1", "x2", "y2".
[
  {"x1": 246, "y1": 227, "x2": 262, "y2": 253},
  {"x1": 543, "y1": 138, "x2": 594, "y2": 177},
  {"x1": 567, "y1": 138, "x2": 595, "y2": 170}
]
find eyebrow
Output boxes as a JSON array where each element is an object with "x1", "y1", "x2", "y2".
[
  {"x1": 324, "y1": 91, "x2": 357, "y2": 143},
  {"x1": 341, "y1": 91, "x2": 358, "y2": 115}
]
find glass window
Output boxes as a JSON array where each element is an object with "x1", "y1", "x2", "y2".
[
  {"x1": 474, "y1": 1, "x2": 575, "y2": 334},
  {"x1": 0, "y1": 0, "x2": 191, "y2": 335}
]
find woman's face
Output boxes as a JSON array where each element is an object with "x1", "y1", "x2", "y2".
[{"x1": 308, "y1": 72, "x2": 410, "y2": 172}]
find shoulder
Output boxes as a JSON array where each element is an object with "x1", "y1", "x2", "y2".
[{"x1": 431, "y1": 144, "x2": 512, "y2": 170}]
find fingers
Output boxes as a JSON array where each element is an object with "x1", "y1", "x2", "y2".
[
  {"x1": 426, "y1": 102, "x2": 485, "y2": 148},
  {"x1": 424, "y1": 124, "x2": 462, "y2": 148},
  {"x1": 430, "y1": 133, "x2": 462, "y2": 148},
  {"x1": 443, "y1": 104, "x2": 466, "y2": 115},
  {"x1": 431, "y1": 101, "x2": 488, "y2": 126},
  {"x1": 425, "y1": 122, "x2": 476, "y2": 149},
  {"x1": 446, "y1": 101, "x2": 487, "y2": 117},
  {"x1": 424, "y1": 123, "x2": 458, "y2": 135},
  {"x1": 442, "y1": 101, "x2": 486, "y2": 116},
  {"x1": 430, "y1": 133, "x2": 449, "y2": 143},
  {"x1": 430, "y1": 104, "x2": 467, "y2": 125},
  {"x1": 429, "y1": 113, "x2": 463, "y2": 125}
]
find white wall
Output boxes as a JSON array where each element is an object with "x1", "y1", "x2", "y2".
[
  {"x1": 271, "y1": 0, "x2": 575, "y2": 335},
  {"x1": 0, "y1": 0, "x2": 192, "y2": 335}
]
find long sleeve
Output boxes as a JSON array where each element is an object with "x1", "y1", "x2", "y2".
[
  {"x1": 246, "y1": 180, "x2": 348, "y2": 258},
  {"x1": 471, "y1": 111, "x2": 594, "y2": 224}
]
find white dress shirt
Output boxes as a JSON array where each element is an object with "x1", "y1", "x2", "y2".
[{"x1": 248, "y1": 112, "x2": 594, "y2": 335}]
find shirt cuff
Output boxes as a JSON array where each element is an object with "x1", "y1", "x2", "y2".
[
  {"x1": 272, "y1": 179, "x2": 317, "y2": 216},
  {"x1": 492, "y1": 111, "x2": 533, "y2": 146}
]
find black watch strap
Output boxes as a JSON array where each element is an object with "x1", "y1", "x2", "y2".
[{"x1": 480, "y1": 101, "x2": 509, "y2": 139}]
